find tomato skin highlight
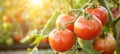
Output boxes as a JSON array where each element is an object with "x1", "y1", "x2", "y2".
[
  {"x1": 74, "y1": 16, "x2": 102, "y2": 40},
  {"x1": 56, "y1": 14, "x2": 76, "y2": 31},
  {"x1": 93, "y1": 32, "x2": 117, "y2": 54},
  {"x1": 87, "y1": 6, "x2": 108, "y2": 25},
  {"x1": 49, "y1": 29, "x2": 75, "y2": 52}
]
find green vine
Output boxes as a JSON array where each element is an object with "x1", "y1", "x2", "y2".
[{"x1": 113, "y1": 17, "x2": 120, "y2": 25}]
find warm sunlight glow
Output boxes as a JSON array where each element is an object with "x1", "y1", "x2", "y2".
[{"x1": 28, "y1": 0, "x2": 43, "y2": 8}]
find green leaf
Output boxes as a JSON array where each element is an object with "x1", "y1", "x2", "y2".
[
  {"x1": 20, "y1": 29, "x2": 38, "y2": 43},
  {"x1": 32, "y1": 35, "x2": 47, "y2": 45},
  {"x1": 29, "y1": 29, "x2": 38, "y2": 36},
  {"x1": 31, "y1": 11, "x2": 59, "y2": 45},
  {"x1": 40, "y1": 10, "x2": 59, "y2": 35}
]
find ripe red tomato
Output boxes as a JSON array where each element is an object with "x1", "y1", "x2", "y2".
[
  {"x1": 93, "y1": 32, "x2": 117, "y2": 54},
  {"x1": 49, "y1": 29, "x2": 75, "y2": 52},
  {"x1": 56, "y1": 13, "x2": 76, "y2": 31},
  {"x1": 87, "y1": 6, "x2": 108, "y2": 25},
  {"x1": 74, "y1": 16, "x2": 102, "y2": 40}
]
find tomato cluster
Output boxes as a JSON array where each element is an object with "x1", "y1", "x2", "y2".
[
  {"x1": 49, "y1": 5, "x2": 116, "y2": 53},
  {"x1": 49, "y1": 13, "x2": 76, "y2": 52}
]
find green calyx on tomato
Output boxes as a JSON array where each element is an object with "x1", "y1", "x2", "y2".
[
  {"x1": 83, "y1": 10, "x2": 93, "y2": 20},
  {"x1": 49, "y1": 28, "x2": 75, "y2": 52},
  {"x1": 100, "y1": 32, "x2": 107, "y2": 39},
  {"x1": 89, "y1": 3, "x2": 98, "y2": 9}
]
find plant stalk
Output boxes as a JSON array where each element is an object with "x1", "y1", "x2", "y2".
[{"x1": 113, "y1": 17, "x2": 120, "y2": 25}]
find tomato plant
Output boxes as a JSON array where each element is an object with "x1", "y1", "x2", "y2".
[
  {"x1": 56, "y1": 13, "x2": 76, "y2": 31},
  {"x1": 93, "y1": 32, "x2": 117, "y2": 54},
  {"x1": 20, "y1": 0, "x2": 120, "y2": 54},
  {"x1": 74, "y1": 15, "x2": 102, "y2": 40},
  {"x1": 49, "y1": 29, "x2": 75, "y2": 52},
  {"x1": 87, "y1": 6, "x2": 108, "y2": 25}
]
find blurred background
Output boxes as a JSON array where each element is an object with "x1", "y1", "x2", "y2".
[
  {"x1": 0, "y1": 0, "x2": 120, "y2": 54},
  {"x1": 0, "y1": 0, "x2": 76, "y2": 54},
  {"x1": 0, "y1": 0, "x2": 54, "y2": 54},
  {"x1": 0, "y1": 0, "x2": 54, "y2": 44}
]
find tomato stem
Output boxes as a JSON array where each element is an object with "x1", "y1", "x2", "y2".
[
  {"x1": 112, "y1": 25, "x2": 120, "y2": 54},
  {"x1": 83, "y1": 11, "x2": 92, "y2": 20},
  {"x1": 64, "y1": 0, "x2": 94, "y2": 26},
  {"x1": 113, "y1": 17, "x2": 120, "y2": 25},
  {"x1": 74, "y1": 33, "x2": 78, "y2": 54},
  {"x1": 60, "y1": 24, "x2": 66, "y2": 30},
  {"x1": 61, "y1": 12, "x2": 81, "y2": 29},
  {"x1": 100, "y1": 32, "x2": 107, "y2": 39},
  {"x1": 68, "y1": 0, "x2": 94, "y2": 24},
  {"x1": 113, "y1": 26, "x2": 118, "y2": 38},
  {"x1": 116, "y1": 13, "x2": 120, "y2": 19},
  {"x1": 69, "y1": 9, "x2": 82, "y2": 13},
  {"x1": 89, "y1": 3, "x2": 97, "y2": 9},
  {"x1": 81, "y1": 0, "x2": 94, "y2": 9}
]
